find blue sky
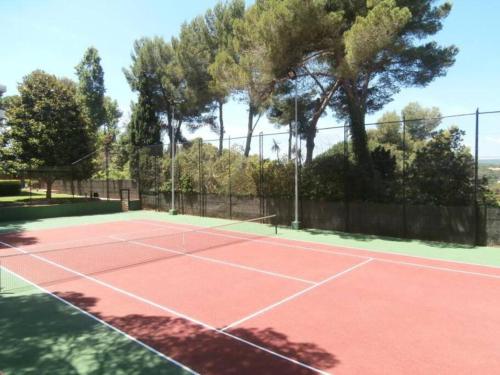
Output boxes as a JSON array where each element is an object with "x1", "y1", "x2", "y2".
[{"x1": 1, "y1": 0, "x2": 499, "y2": 158}]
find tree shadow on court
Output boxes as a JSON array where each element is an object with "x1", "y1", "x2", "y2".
[
  {"x1": 101, "y1": 314, "x2": 338, "y2": 375},
  {"x1": 0, "y1": 224, "x2": 39, "y2": 248},
  {"x1": 13, "y1": 290, "x2": 338, "y2": 375},
  {"x1": 0, "y1": 291, "x2": 188, "y2": 375}
]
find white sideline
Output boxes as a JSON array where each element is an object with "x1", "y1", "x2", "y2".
[
  {"x1": 108, "y1": 235, "x2": 316, "y2": 285},
  {"x1": 222, "y1": 258, "x2": 373, "y2": 331},
  {"x1": 197, "y1": 230, "x2": 500, "y2": 280},
  {"x1": 0, "y1": 264, "x2": 199, "y2": 375},
  {"x1": 0, "y1": 239, "x2": 331, "y2": 375},
  {"x1": 135, "y1": 220, "x2": 500, "y2": 280}
]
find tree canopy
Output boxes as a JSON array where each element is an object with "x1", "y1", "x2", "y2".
[{"x1": 5, "y1": 70, "x2": 94, "y2": 197}]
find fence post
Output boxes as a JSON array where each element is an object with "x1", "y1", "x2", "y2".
[
  {"x1": 170, "y1": 126, "x2": 177, "y2": 215},
  {"x1": 198, "y1": 139, "x2": 203, "y2": 217},
  {"x1": 105, "y1": 145, "x2": 110, "y2": 200},
  {"x1": 343, "y1": 123, "x2": 350, "y2": 232},
  {"x1": 71, "y1": 165, "x2": 75, "y2": 200},
  {"x1": 136, "y1": 146, "x2": 142, "y2": 206},
  {"x1": 155, "y1": 155, "x2": 159, "y2": 211},
  {"x1": 28, "y1": 164, "x2": 33, "y2": 205},
  {"x1": 402, "y1": 115, "x2": 408, "y2": 238},
  {"x1": 228, "y1": 136, "x2": 232, "y2": 219},
  {"x1": 259, "y1": 132, "x2": 264, "y2": 217},
  {"x1": 474, "y1": 108, "x2": 480, "y2": 245}
]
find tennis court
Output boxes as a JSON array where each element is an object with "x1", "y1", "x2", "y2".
[{"x1": 1, "y1": 214, "x2": 500, "y2": 374}]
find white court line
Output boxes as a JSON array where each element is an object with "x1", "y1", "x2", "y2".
[
  {"x1": 0, "y1": 240, "x2": 331, "y2": 375},
  {"x1": 0, "y1": 265, "x2": 198, "y2": 375},
  {"x1": 222, "y1": 258, "x2": 373, "y2": 331},
  {"x1": 135, "y1": 220, "x2": 500, "y2": 280},
  {"x1": 108, "y1": 235, "x2": 316, "y2": 285},
  {"x1": 376, "y1": 258, "x2": 500, "y2": 280}
]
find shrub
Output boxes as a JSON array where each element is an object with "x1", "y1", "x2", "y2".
[{"x1": 0, "y1": 180, "x2": 22, "y2": 196}]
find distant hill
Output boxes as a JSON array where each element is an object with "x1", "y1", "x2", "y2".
[{"x1": 479, "y1": 159, "x2": 500, "y2": 165}]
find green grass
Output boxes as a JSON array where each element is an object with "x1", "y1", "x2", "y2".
[
  {"x1": 0, "y1": 271, "x2": 189, "y2": 375},
  {"x1": 0, "y1": 190, "x2": 75, "y2": 203}
]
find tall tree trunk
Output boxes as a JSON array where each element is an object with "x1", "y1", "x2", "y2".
[
  {"x1": 288, "y1": 122, "x2": 292, "y2": 161},
  {"x1": 244, "y1": 104, "x2": 254, "y2": 157},
  {"x1": 218, "y1": 101, "x2": 224, "y2": 156},
  {"x1": 305, "y1": 130, "x2": 315, "y2": 165},
  {"x1": 45, "y1": 178, "x2": 53, "y2": 199},
  {"x1": 304, "y1": 82, "x2": 340, "y2": 164},
  {"x1": 346, "y1": 98, "x2": 372, "y2": 175}
]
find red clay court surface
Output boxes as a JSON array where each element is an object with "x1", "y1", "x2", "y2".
[{"x1": 1, "y1": 219, "x2": 500, "y2": 374}]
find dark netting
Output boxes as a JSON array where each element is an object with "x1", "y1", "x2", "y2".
[
  {"x1": 40, "y1": 143, "x2": 140, "y2": 202},
  {"x1": 137, "y1": 144, "x2": 163, "y2": 210},
  {"x1": 26, "y1": 111, "x2": 499, "y2": 246}
]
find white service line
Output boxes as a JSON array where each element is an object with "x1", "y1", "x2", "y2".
[
  {"x1": 133, "y1": 220, "x2": 369, "y2": 260},
  {"x1": 0, "y1": 264, "x2": 199, "y2": 375},
  {"x1": 222, "y1": 258, "x2": 374, "y2": 331},
  {"x1": 378, "y1": 258, "x2": 500, "y2": 280},
  {"x1": 134, "y1": 220, "x2": 500, "y2": 280},
  {"x1": 0, "y1": 240, "x2": 331, "y2": 375},
  {"x1": 109, "y1": 235, "x2": 316, "y2": 285}
]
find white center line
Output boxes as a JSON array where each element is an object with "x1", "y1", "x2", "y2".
[
  {"x1": 109, "y1": 235, "x2": 317, "y2": 285},
  {"x1": 222, "y1": 258, "x2": 374, "y2": 331},
  {"x1": 0, "y1": 239, "x2": 331, "y2": 375}
]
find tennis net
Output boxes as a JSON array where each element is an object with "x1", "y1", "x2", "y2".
[{"x1": 0, "y1": 215, "x2": 277, "y2": 293}]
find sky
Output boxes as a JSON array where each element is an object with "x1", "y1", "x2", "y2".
[{"x1": 1, "y1": 0, "x2": 499, "y2": 159}]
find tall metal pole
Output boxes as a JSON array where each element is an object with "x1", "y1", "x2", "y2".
[
  {"x1": 474, "y1": 108, "x2": 480, "y2": 245},
  {"x1": 259, "y1": 132, "x2": 264, "y2": 217},
  {"x1": 198, "y1": 139, "x2": 203, "y2": 217},
  {"x1": 170, "y1": 107, "x2": 177, "y2": 215},
  {"x1": 228, "y1": 136, "x2": 232, "y2": 219},
  {"x1": 105, "y1": 144, "x2": 110, "y2": 201},
  {"x1": 292, "y1": 74, "x2": 300, "y2": 229},
  {"x1": 155, "y1": 155, "x2": 159, "y2": 211},
  {"x1": 343, "y1": 123, "x2": 349, "y2": 232},
  {"x1": 402, "y1": 115, "x2": 407, "y2": 238}
]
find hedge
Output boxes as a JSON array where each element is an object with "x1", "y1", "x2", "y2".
[{"x1": 0, "y1": 180, "x2": 22, "y2": 196}]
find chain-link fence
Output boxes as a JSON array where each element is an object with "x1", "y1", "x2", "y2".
[
  {"x1": 16, "y1": 109, "x2": 498, "y2": 245},
  {"x1": 20, "y1": 144, "x2": 140, "y2": 205},
  {"x1": 133, "y1": 109, "x2": 500, "y2": 246}
]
